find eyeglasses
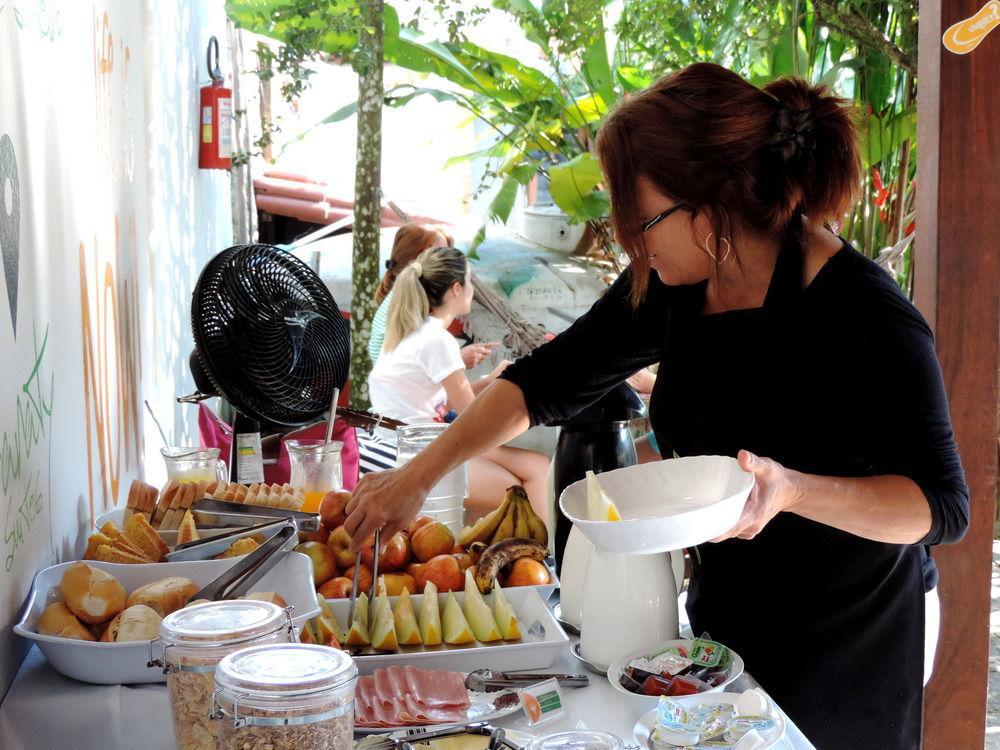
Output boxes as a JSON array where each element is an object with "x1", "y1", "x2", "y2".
[{"x1": 641, "y1": 202, "x2": 690, "y2": 233}]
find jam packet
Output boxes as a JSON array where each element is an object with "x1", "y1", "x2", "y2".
[{"x1": 689, "y1": 637, "x2": 732, "y2": 669}]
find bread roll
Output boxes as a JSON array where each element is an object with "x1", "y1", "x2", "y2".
[
  {"x1": 38, "y1": 602, "x2": 96, "y2": 641},
  {"x1": 101, "y1": 604, "x2": 162, "y2": 642},
  {"x1": 126, "y1": 576, "x2": 198, "y2": 617},
  {"x1": 60, "y1": 562, "x2": 127, "y2": 624}
]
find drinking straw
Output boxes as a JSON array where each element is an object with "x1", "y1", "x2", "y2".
[{"x1": 324, "y1": 387, "x2": 340, "y2": 444}]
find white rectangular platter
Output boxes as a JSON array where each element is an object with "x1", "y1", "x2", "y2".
[
  {"x1": 327, "y1": 586, "x2": 568, "y2": 675},
  {"x1": 13, "y1": 553, "x2": 320, "y2": 685}
]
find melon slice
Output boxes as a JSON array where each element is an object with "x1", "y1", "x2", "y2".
[
  {"x1": 442, "y1": 591, "x2": 475, "y2": 645},
  {"x1": 418, "y1": 581, "x2": 442, "y2": 646},
  {"x1": 463, "y1": 568, "x2": 502, "y2": 642},
  {"x1": 393, "y1": 588, "x2": 422, "y2": 646}
]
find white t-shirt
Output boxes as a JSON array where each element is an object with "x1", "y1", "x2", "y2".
[{"x1": 368, "y1": 317, "x2": 464, "y2": 423}]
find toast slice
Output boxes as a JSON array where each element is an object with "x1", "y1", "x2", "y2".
[
  {"x1": 93, "y1": 543, "x2": 150, "y2": 565},
  {"x1": 176, "y1": 509, "x2": 200, "y2": 545},
  {"x1": 124, "y1": 512, "x2": 169, "y2": 562},
  {"x1": 99, "y1": 522, "x2": 150, "y2": 560},
  {"x1": 152, "y1": 481, "x2": 179, "y2": 527}
]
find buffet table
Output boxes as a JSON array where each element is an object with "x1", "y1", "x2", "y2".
[{"x1": 0, "y1": 641, "x2": 815, "y2": 750}]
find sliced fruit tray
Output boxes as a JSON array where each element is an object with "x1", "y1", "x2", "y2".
[{"x1": 314, "y1": 584, "x2": 568, "y2": 675}]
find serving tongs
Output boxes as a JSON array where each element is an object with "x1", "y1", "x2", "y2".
[
  {"x1": 165, "y1": 516, "x2": 300, "y2": 562},
  {"x1": 188, "y1": 521, "x2": 297, "y2": 602},
  {"x1": 346, "y1": 527, "x2": 382, "y2": 650},
  {"x1": 361, "y1": 722, "x2": 522, "y2": 750},
  {"x1": 191, "y1": 497, "x2": 321, "y2": 531},
  {"x1": 464, "y1": 669, "x2": 589, "y2": 692}
]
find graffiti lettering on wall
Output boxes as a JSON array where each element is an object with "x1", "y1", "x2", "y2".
[
  {"x1": 79, "y1": 214, "x2": 142, "y2": 524},
  {"x1": 1, "y1": 324, "x2": 54, "y2": 573},
  {"x1": 9, "y1": 0, "x2": 63, "y2": 41},
  {"x1": 0, "y1": 134, "x2": 19, "y2": 337},
  {"x1": 93, "y1": 9, "x2": 133, "y2": 182}
]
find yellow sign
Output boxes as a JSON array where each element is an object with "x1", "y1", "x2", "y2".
[{"x1": 943, "y1": 0, "x2": 1000, "y2": 54}]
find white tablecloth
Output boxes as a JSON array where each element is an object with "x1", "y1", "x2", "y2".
[{"x1": 0, "y1": 643, "x2": 815, "y2": 750}]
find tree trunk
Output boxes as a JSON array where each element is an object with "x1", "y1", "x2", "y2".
[{"x1": 349, "y1": 0, "x2": 384, "y2": 409}]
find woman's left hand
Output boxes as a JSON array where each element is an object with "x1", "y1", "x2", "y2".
[{"x1": 711, "y1": 450, "x2": 804, "y2": 541}]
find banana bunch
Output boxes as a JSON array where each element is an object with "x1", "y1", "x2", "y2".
[{"x1": 458, "y1": 485, "x2": 548, "y2": 547}]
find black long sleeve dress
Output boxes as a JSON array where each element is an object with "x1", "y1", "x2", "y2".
[{"x1": 500, "y1": 241, "x2": 968, "y2": 749}]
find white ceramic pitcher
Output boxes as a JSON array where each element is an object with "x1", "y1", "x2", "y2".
[{"x1": 578, "y1": 546, "x2": 680, "y2": 670}]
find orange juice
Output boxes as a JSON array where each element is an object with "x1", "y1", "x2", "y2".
[{"x1": 301, "y1": 490, "x2": 326, "y2": 514}]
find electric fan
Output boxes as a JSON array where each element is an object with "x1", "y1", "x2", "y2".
[{"x1": 189, "y1": 244, "x2": 351, "y2": 482}]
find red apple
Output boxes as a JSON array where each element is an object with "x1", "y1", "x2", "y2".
[
  {"x1": 411, "y1": 522, "x2": 455, "y2": 563},
  {"x1": 407, "y1": 516, "x2": 434, "y2": 538},
  {"x1": 294, "y1": 541, "x2": 338, "y2": 585},
  {"x1": 299, "y1": 524, "x2": 333, "y2": 545},
  {"x1": 412, "y1": 554, "x2": 463, "y2": 592},
  {"x1": 343, "y1": 564, "x2": 373, "y2": 595},
  {"x1": 506, "y1": 558, "x2": 551, "y2": 587},
  {"x1": 317, "y1": 576, "x2": 354, "y2": 599},
  {"x1": 378, "y1": 573, "x2": 417, "y2": 596},
  {"x1": 326, "y1": 526, "x2": 356, "y2": 570},
  {"x1": 360, "y1": 531, "x2": 411, "y2": 572},
  {"x1": 453, "y1": 552, "x2": 473, "y2": 573},
  {"x1": 319, "y1": 490, "x2": 352, "y2": 529}
]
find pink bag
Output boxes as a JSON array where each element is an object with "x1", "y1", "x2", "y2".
[{"x1": 197, "y1": 403, "x2": 360, "y2": 490}]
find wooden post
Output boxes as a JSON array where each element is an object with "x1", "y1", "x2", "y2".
[{"x1": 916, "y1": 1, "x2": 1000, "y2": 747}]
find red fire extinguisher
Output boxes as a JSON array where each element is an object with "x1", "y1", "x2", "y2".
[{"x1": 199, "y1": 36, "x2": 232, "y2": 170}]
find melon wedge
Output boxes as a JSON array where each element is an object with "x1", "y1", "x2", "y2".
[
  {"x1": 315, "y1": 595, "x2": 344, "y2": 644},
  {"x1": 370, "y1": 594, "x2": 398, "y2": 651},
  {"x1": 491, "y1": 582, "x2": 522, "y2": 641},
  {"x1": 393, "y1": 588, "x2": 422, "y2": 646},
  {"x1": 418, "y1": 581, "x2": 442, "y2": 646},
  {"x1": 463, "y1": 568, "x2": 502, "y2": 642},
  {"x1": 344, "y1": 593, "x2": 370, "y2": 646},
  {"x1": 586, "y1": 470, "x2": 621, "y2": 521},
  {"x1": 442, "y1": 591, "x2": 475, "y2": 645}
]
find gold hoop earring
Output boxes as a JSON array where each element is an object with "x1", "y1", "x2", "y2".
[{"x1": 702, "y1": 233, "x2": 732, "y2": 264}]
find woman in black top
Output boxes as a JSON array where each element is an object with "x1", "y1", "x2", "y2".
[{"x1": 345, "y1": 63, "x2": 969, "y2": 748}]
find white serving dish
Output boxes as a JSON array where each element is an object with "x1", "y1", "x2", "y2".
[
  {"x1": 607, "y1": 639, "x2": 746, "y2": 710},
  {"x1": 326, "y1": 586, "x2": 568, "y2": 675},
  {"x1": 14, "y1": 553, "x2": 320, "y2": 685},
  {"x1": 95, "y1": 508, "x2": 233, "y2": 547},
  {"x1": 633, "y1": 692, "x2": 786, "y2": 749},
  {"x1": 559, "y1": 456, "x2": 753, "y2": 554}
]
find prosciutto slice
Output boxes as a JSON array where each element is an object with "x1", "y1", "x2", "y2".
[{"x1": 355, "y1": 666, "x2": 472, "y2": 727}]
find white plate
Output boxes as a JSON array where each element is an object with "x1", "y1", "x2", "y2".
[
  {"x1": 633, "y1": 693, "x2": 787, "y2": 749},
  {"x1": 354, "y1": 685, "x2": 522, "y2": 734},
  {"x1": 95, "y1": 508, "x2": 233, "y2": 547},
  {"x1": 13, "y1": 553, "x2": 320, "y2": 684},
  {"x1": 607, "y1": 639, "x2": 745, "y2": 711},
  {"x1": 559, "y1": 456, "x2": 753, "y2": 554},
  {"x1": 327, "y1": 587, "x2": 568, "y2": 675}
]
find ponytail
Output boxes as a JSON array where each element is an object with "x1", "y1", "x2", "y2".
[{"x1": 382, "y1": 246, "x2": 467, "y2": 353}]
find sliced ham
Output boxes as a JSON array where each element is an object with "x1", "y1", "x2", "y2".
[
  {"x1": 355, "y1": 666, "x2": 471, "y2": 727},
  {"x1": 403, "y1": 665, "x2": 470, "y2": 707}
]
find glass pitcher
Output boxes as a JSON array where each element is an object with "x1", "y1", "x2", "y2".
[
  {"x1": 287, "y1": 440, "x2": 343, "y2": 514},
  {"x1": 396, "y1": 424, "x2": 467, "y2": 534},
  {"x1": 161, "y1": 447, "x2": 228, "y2": 484}
]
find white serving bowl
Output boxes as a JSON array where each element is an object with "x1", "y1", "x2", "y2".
[
  {"x1": 608, "y1": 638, "x2": 745, "y2": 710},
  {"x1": 559, "y1": 455, "x2": 753, "y2": 554},
  {"x1": 14, "y1": 553, "x2": 320, "y2": 684}
]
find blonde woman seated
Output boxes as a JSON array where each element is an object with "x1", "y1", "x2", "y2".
[{"x1": 368, "y1": 246, "x2": 550, "y2": 521}]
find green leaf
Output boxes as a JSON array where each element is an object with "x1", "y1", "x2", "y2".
[
  {"x1": 818, "y1": 58, "x2": 862, "y2": 88},
  {"x1": 490, "y1": 174, "x2": 522, "y2": 224},
  {"x1": 562, "y1": 93, "x2": 609, "y2": 128},
  {"x1": 548, "y1": 152, "x2": 605, "y2": 221},
  {"x1": 580, "y1": 18, "x2": 616, "y2": 112},
  {"x1": 469, "y1": 224, "x2": 487, "y2": 255},
  {"x1": 616, "y1": 66, "x2": 652, "y2": 92}
]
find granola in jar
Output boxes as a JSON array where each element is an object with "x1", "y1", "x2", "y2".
[
  {"x1": 154, "y1": 600, "x2": 293, "y2": 750},
  {"x1": 213, "y1": 644, "x2": 357, "y2": 750}
]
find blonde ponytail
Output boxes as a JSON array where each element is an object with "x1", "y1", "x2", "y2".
[
  {"x1": 382, "y1": 245, "x2": 468, "y2": 353},
  {"x1": 383, "y1": 264, "x2": 430, "y2": 353}
]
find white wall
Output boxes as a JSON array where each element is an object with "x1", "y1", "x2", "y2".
[{"x1": 0, "y1": 0, "x2": 232, "y2": 698}]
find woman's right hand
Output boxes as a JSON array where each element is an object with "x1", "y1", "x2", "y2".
[
  {"x1": 344, "y1": 466, "x2": 430, "y2": 553},
  {"x1": 460, "y1": 342, "x2": 499, "y2": 369}
]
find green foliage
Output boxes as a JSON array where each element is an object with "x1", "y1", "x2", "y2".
[{"x1": 228, "y1": 0, "x2": 919, "y2": 289}]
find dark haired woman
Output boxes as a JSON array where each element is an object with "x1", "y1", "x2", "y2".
[
  {"x1": 368, "y1": 246, "x2": 550, "y2": 519},
  {"x1": 347, "y1": 63, "x2": 968, "y2": 748}
]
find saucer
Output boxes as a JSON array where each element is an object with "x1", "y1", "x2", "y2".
[{"x1": 570, "y1": 641, "x2": 609, "y2": 676}]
